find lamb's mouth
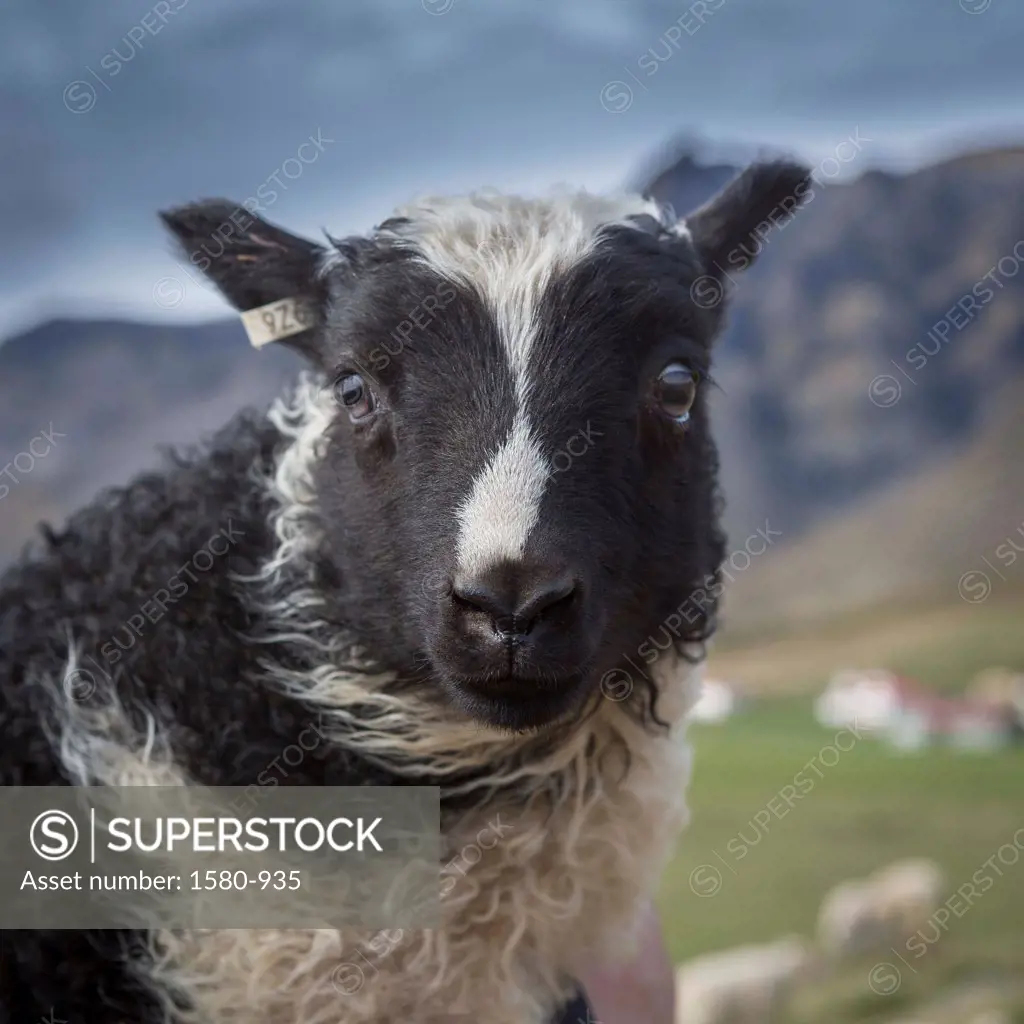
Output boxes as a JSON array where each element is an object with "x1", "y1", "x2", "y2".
[{"x1": 445, "y1": 671, "x2": 590, "y2": 731}]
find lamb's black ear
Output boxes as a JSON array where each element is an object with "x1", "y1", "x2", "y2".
[
  {"x1": 159, "y1": 199, "x2": 328, "y2": 358},
  {"x1": 682, "y1": 160, "x2": 813, "y2": 275}
]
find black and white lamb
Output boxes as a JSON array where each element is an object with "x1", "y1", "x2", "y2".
[{"x1": 0, "y1": 158, "x2": 811, "y2": 1024}]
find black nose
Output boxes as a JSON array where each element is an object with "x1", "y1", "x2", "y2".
[{"x1": 452, "y1": 566, "x2": 577, "y2": 639}]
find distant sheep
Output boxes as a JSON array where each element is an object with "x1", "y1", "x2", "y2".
[
  {"x1": 675, "y1": 935, "x2": 811, "y2": 1024},
  {"x1": 0, "y1": 159, "x2": 811, "y2": 1022},
  {"x1": 817, "y1": 858, "x2": 945, "y2": 958}
]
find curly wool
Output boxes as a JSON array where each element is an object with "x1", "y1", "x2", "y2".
[{"x1": 104, "y1": 378, "x2": 701, "y2": 1024}]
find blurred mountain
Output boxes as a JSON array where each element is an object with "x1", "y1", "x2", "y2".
[
  {"x1": 719, "y1": 385, "x2": 1024, "y2": 634},
  {"x1": 1, "y1": 144, "x2": 1023, "y2": 630},
  {"x1": 643, "y1": 143, "x2": 1024, "y2": 626},
  {"x1": 643, "y1": 143, "x2": 1024, "y2": 536},
  {"x1": 0, "y1": 318, "x2": 298, "y2": 564},
  {"x1": 627, "y1": 138, "x2": 738, "y2": 219}
]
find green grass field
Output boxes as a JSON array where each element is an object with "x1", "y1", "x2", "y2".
[{"x1": 656, "y1": 698, "x2": 1024, "y2": 1021}]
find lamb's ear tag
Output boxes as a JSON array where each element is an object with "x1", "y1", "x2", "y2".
[{"x1": 240, "y1": 297, "x2": 315, "y2": 349}]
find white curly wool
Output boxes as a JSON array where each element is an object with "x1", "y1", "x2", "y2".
[{"x1": 47, "y1": 378, "x2": 700, "y2": 1024}]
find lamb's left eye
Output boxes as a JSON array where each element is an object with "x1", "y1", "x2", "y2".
[
  {"x1": 334, "y1": 373, "x2": 376, "y2": 421},
  {"x1": 654, "y1": 362, "x2": 698, "y2": 423}
]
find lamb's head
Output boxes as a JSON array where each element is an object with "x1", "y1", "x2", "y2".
[{"x1": 161, "y1": 160, "x2": 810, "y2": 732}]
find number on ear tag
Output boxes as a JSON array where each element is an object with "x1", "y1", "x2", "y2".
[{"x1": 240, "y1": 297, "x2": 315, "y2": 349}]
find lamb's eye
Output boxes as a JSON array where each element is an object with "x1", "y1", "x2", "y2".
[
  {"x1": 334, "y1": 373, "x2": 376, "y2": 421},
  {"x1": 654, "y1": 362, "x2": 698, "y2": 423}
]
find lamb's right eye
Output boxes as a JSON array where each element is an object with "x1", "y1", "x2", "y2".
[
  {"x1": 334, "y1": 373, "x2": 376, "y2": 422},
  {"x1": 654, "y1": 361, "x2": 698, "y2": 424}
]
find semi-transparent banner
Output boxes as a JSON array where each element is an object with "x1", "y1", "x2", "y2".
[{"x1": 1, "y1": 786, "x2": 440, "y2": 929}]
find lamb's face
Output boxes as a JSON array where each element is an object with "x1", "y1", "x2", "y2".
[
  {"x1": 161, "y1": 161, "x2": 811, "y2": 732},
  {"x1": 312, "y1": 201, "x2": 723, "y2": 731}
]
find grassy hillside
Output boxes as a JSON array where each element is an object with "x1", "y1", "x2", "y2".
[
  {"x1": 658, "y1": 699, "x2": 1024, "y2": 1021},
  {"x1": 662, "y1": 593, "x2": 1024, "y2": 1020},
  {"x1": 711, "y1": 589, "x2": 1024, "y2": 695},
  {"x1": 721, "y1": 385, "x2": 1024, "y2": 637}
]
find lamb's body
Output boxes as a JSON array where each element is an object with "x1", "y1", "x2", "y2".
[
  {"x1": 0, "y1": 160, "x2": 812, "y2": 1022},
  {"x1": 0, "y1": 385, "x2": 696, "y2": 1024}
]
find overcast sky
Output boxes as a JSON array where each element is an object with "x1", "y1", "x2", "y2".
[{"x1": 1, "y1": 0, "x2": 1022, "y2": 336}]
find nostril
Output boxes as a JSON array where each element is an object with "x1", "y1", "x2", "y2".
[
  {"x1": 450, "y1": 583, "x2": 510, "y2": 623},
  {"x1": 450, "y1": 568, "x2": 579, "y2": 639},
  {"x1": 516, "y1": 577, "x2": 576, "y2": 627},
  {"x1": 492, "y1": 613, "x2": 519, "y2": 637}
]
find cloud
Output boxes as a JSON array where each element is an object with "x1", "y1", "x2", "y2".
[{"x1": 0, "y1": 0, "x2": 1022, "y2": 335}]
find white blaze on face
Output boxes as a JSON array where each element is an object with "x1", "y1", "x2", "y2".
[
  {"x1": 454, "y1": 415, "x2": 548, "y2": 577},
  {"x1": 378, "y1": 188, "x2": 667, "y2": 577}
]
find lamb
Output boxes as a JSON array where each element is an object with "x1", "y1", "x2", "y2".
[
  {"x1": 674, "y1": 936, "x2": 812, "y2": 1024},
  {"x1": 817, "y1": 858, "x2": 946, "y2": 959},
  {"x1": 0, "y1": 158, "x2": 811, "y2": 1024}
]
